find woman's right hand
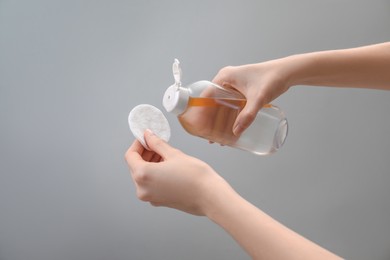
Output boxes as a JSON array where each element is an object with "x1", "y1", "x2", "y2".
[
  {"x1": 212, "y1": 59, "x2": 293, "y2": 136},
  {"x1": 213, "y1": 42, "x2": 390, "y2": 137}
]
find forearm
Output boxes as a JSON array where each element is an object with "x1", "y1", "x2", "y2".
[
  {"x1": 204, "y1": 185, "x2": 341, "y2": 260},
  {"x1": 285, "y1": 42, "x2": 390, "y2": 90}
]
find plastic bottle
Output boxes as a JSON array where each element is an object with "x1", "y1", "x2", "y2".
[{"x1": 162, "y1": 59, "x2": 288, "y2": 155}]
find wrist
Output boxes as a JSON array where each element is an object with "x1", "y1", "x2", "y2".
[
  {"x1": 280, "y1": 53, "x2": 316, "y2": 88},
  {"x1": 199, "y1": 173, "x2": 239, "y2": 219}
]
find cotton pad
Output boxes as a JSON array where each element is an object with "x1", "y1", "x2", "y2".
[{"x1": 128, "y1": 104, "x2": 171, "y2": 149}]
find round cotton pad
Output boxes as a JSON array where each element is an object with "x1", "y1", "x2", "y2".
[{"x1": 128, "y1": 104, "x2": 171, "y2": 149}]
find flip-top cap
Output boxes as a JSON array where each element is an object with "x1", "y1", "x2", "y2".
[{"x1": 162, "y1": 84, "x2": 189, "y2": 115}]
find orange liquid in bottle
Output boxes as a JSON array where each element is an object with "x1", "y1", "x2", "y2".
[{"x1": 178, "y1": 97, "x2": 249, "y2": 145}]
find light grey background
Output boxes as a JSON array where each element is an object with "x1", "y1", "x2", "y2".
[{"x1": 0, "y1": 1, "x2": 389, "y2": 259}]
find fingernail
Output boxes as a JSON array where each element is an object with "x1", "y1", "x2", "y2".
[{"x1": 145, "y1": 129, "x2": 155, "y2": 136}]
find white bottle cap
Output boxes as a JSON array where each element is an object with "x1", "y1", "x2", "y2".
[
  {"x1": 162, "y1": 84, "x2": 189, "y2": 115},
  {"x1": 162, "y1": 58, "x2": 190, "y2": 115}
]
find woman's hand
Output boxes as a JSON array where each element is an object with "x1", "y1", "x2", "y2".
[
  {"x1": 124, "y1": 129, "x2": 233, "y2": 216},
  {"x1": 212, "y1": 59, "x2": 292, "y2": 136},
  {"x1": 212, "y1": 42, "x2": 390, "y2": 136}
]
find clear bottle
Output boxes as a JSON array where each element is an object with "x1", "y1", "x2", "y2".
[{"x1": 162, "y1": 59, "x2": 288, "y2": 155}]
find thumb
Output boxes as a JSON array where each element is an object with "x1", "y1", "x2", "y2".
[
  {"x1": 233, "y1": 99, "x2": 263, "y2": 136},
  {"x1": 144, "y1": 129, "x2": 175, "y2": 159}
]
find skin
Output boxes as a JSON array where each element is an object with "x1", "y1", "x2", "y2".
[
  {"x1": 125, "y1": 42, "x2": 390, "y2": 259},
  {"x1": 212, "y1": 42, "x2": 390, "y2": 135},
  {"x1": 125, "y1": 131, "x2": 341, "y2": 259}
]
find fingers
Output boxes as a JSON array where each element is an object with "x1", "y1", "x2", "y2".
[
  {"x1": 212, "y1": 66, "x2": 236, "y2": 87},
  {"x1": 125, "y1": 140, "x2": 146, "y2": 172},
  {"x1": 125, "y1": 129, "x2": 174, "y2": 173},
  {"x1": 213, "y1": 66, "x2": 261, "y2": 136},
  {"x1": 150, "y1": 153, "x2": 162, "y2": 163},
  {"x1": 144, "y1": 129, "x2": 177, "y2": 159},
  {"x1": 233, "y1": 95, "x2": 264, "y2": 136}
]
